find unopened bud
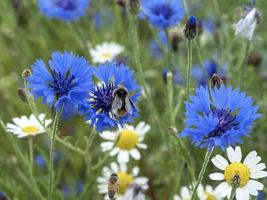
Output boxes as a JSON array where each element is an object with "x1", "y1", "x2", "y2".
[
  {"x1": 116, "y1": 0, "x2": 126, "y2": 7},
  {"x1": 127, "y1": 0, "x2": 140, "y2": 15},
  {"x1": 170, "y1": 31, "x2": 182, "y2": 52},
  {"x1": 184, "y1": 16, "x2": 198, "y2": 40},
  {"x1": 247, "y1": 52, "x2": 262, "y2": 68},
  {"x1": 22, "y1": 69, "x2": 31, "y2": 78},
  {"x1": 210, "y1": 73, "x2": 223, "y2": 88},
  {"x1": 17, "y1": 88, "x2": 28, "y2": 103}
]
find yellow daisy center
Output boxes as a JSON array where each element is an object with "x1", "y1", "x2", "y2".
[
  {"x1": 224, "y1": 163, "x2": 250, "y2": 187},
  {"x1": 102, "y1": 52, "x2": 112, "y2": 59},
  {"x1": 117, "y1": 172, "x2": 133, "y2": 194},
  {"x1": 117, "y1": 130, "x2": 139, "y2": 150},
  {"x1": 205, "y1": 192, "x2": 216, "y2": 200},
  {"x1": 22, "y1": 126, "x2": 39, "y2": 135}
]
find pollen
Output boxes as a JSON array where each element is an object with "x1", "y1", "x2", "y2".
[
  {"x1": 102, "y1": 52, "x2": 112, "y2": 59},
  {"x1": 117, "y1": 130, "x2": 138, "y2": 150},
  {"x1": 118, "y1": 172, "x2": 133, "y2": 194},
  {"x1": 224, "y1": 163, "x2": 250, "y2": 187},
  {"x1": 22, "y1": 126, "x2": 39, "y2": 135}
]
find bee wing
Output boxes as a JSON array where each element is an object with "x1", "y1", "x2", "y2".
[
  {"x1": 111, "y1": 97, "x2": 123, "y2": 113},
  {"x1": 125, "y1": 98, "x2": 133, "y2": 115}
]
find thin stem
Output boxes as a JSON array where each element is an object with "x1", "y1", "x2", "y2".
[
  {"x1": 28, "y1": 137, "x2": 34, "y2": 172},
  {"x1": 186, "y1": 40, "x2": 193, "y2": 95},
  {"x1": 85, "y1": 130, "x2": 97, "y2": 176},
  {"x1": 48, "y1": 108, "x2": 62, "y2": 200},
  {"x1": 182, "y1": 0, "x2": 189, "y2": 17},
  {"x1": 191, "y1": 147, "x2": 214, "y2": 200},
  {"x1": 240, "y1": 41, "x2": 250, "y2": 90}
]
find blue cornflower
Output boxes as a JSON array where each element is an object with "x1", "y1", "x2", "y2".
[
  {"x1": 179, "y1": 85, "x2": 260, "y2": 149},
  {"x1": 202, "y1": 20, "x2": 216, "y2": 34},
  {"x1": 38, "y1": 0, "x2": 90, "y2": 21},
  {"x1": 85, "y1": 62, "x2": 140, "y2": 132},
  {"x1": 257, "y1": 191, "x2": 264, "y2": 200},
  {"x1": 192, "y1": 59, "x2": 227, "y2": 86},
  {"x1": 141, "y1": 0, "x2": 184, "y2": 29},
  {"x1": 28, "y1": 51, "x2": 93, "y2": 117}
]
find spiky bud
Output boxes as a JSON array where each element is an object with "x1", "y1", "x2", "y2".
[
  {"x1": 210, "y1": 73, "x2": 224, "y2": 88},
  {"x1": 184, "y1": 16, "x2": 198, "y2": 40},
  {"x1": 22, "y1": 69, "x2": 31, "y2": 78},
  {"x1": 116, "y1": 0, "x2": 126, "y2": 7},
  {"x1": 17, "y1": 88, "x2": 28, "y2": 103}
]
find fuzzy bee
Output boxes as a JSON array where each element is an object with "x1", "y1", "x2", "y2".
[
  {"x1": 111, "y1": 85, "x2": 135, "y2": 118},
  {"x1": 108, "y1": 173, "x2": 119, "y2": 199}
]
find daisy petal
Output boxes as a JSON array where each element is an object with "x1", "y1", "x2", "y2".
[
  {"x1": 209, "y1": 173, "x2": 224, "y2": 180},
  {"x1": 250, "y1": 170, "x2": 267, "y2": 179},
  {"x1": 130, "y1": 149, "x2": 141, "y2": 160}
]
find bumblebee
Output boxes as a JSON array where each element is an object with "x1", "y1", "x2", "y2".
[{"x1": 111, "y1": 86, "x2": 135, "y2": 118}]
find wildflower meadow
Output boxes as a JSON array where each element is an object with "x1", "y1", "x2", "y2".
[{"x1": 1, "y1": 0, "x2": 267, "y2": 199}]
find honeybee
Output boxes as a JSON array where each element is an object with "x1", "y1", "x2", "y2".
[
  {"x1": 111, "y1": 85, "x2": 135, "y2": 118},
  {"x1": 108, "y1": 173, "x2": 119, "y2": 199}
]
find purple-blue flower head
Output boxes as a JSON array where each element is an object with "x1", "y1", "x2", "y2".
[
  {"x1": 179, "y1": 85, "x2": 261, "y2": 150},
  {"x1": 141, "y1": 0, "x2": 184, "y2": 29},
  {"x1": 38, "y1": 0, "x2": 90, "y2": 21},
  {"x1": 28, "y1": 51, "x2": 93, "y2": 117},
  {"x1": 85, "y1": 62, "x2": 141, "y2": 132}
]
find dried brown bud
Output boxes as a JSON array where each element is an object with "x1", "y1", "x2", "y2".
[
  {"x1": 170, "y1": 31, "x2": 182, "y2": 52},
  {"x1": 22, "y1": 69, "x2": 32, "y2": 78},
  {"x1": 17, "y1": 88, "x2": 28, "y2": 103},
  {"x1": 247, "y1": 52, "x2": 262, "y2": 68},
  {"x1": 210, "y1": 73, "x2": 223, "y2": 88},
  {"x1": 116, "y1": 0, "x2": 126, "y2": 7}
]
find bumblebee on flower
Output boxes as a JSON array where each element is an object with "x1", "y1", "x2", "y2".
[{"x1": 84, "y1": 62, "x2": 141, "y2": 132}]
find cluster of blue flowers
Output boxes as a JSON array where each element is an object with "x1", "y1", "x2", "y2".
[{"x1": 28, "y1": 52, "x2": 141, "y2": 132}]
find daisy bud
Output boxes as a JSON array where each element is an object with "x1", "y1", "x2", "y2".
[
  {"x1": 17, "y1": 88, "x2": 28, "y2": 103},
  {"x1": 184, "y1": 16, "x2": 198, "y2": 40},
  {"x1": 22, "y1": 68, "x2": 32, "y2": 78},
  {"x1": 210, "y1": 73, "x2": 223, "y2": 89},
  {"x1": 127, "y1": 0, "x2": 140, "y2": 15},
  {"x1": 116, "y1": 0, "x2": 126, "y2": 8}
]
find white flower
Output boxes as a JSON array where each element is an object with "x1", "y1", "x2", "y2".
[
  {"x1": 6, "y1": 114, "x2": 52, "y2": 138},
  {"x1": 97, "y1": 162, "x2": 148, "y2": 200},
  {"x1": 89, "y1": 42, "x2": 124, "y2": 64},
  {"x1": 121, "y1": 184, "x2": 146, "y2": 200},
  {"x1": 209, "y1": 146, "x2": 267, "y2": 200},
  {"x1": 173, "y1": 184, "x2": 221, "y2": 200},
  {"x1": 234, "y1": 8, "x2": 260, "y2": 40},
  {"x1": 100, "y1": 121, "x2": 150, "y2": 163}
]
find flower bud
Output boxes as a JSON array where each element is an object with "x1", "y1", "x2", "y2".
[
  {"x1": 127, "y1": 0, "x2": 140, "y2": 15},
  {"x1": 210, "y1": 73, "x2": 223, "y2": 88},
  {"x1": 184, "y1": 16, "x2": 198, "y2": 40},
  {"x1": 17, "y1": 88, "x2": 28, "y2": 103},
  {"x1": 247, "y1": 52, "x2": 262, "y2": 68},
  {"x1": 116, "y1": 0, "x2": 126, "y2": 8},
  {"x1": 22, "y1": 69, "x2": 32, "y2": 78}
]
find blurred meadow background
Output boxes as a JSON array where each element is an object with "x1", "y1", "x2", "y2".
[{"x1": 1, "y1": 0, "x2": 267, "y2": 199}]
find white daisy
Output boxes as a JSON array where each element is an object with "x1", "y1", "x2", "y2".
[
  {"x1": 6, "y1": 114, "x2": 52, "y2": 138},
  {"x1": 100, "y1": 121, "x2": 150, "y2": 163},
  {"x1": 234, "y1": 7, "x2": 260, "y2": 40},
  {"x1": 198, "y1": 184, "x2": 222, "y2": 200},
  {"x1": 89, "y1": 42, "x2": 124, "y2": 64},
  {"x1": 209, "y1": 146, "x2": 267, "y2": 200},
  {"x1": 97, "y1": 162, "x2": 148, "y2": 200},
  {"x1": 174, "y1": 184, "x2": 222, "y2": 200}
]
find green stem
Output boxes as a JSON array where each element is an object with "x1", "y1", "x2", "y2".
[
  {"x1": 182, "y1": 0, "x2": 189, "y2": 17},
  {"x1": 191, "y1": 147, "x2": 214, "y2": 200},
  {"x1": 48, "y1": 108, "x2": 62, "y2": 200},
  {"x1": 28, "y1": 137, "x2": 33, "y2": 172},
  {"x1": 229, "y1": 187, "x2": 236, "y2": 200},
  {"x1": 240, "y1": 41, "x2": 250, "y2": 90},
  {"x1": 85, "y1": 130, "x2": 97, "y2": 176},
  {"x1": 186, "y1": 40, "x2": 193, "y2": 95}
]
